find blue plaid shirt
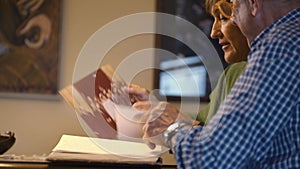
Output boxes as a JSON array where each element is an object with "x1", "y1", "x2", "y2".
[{"x1": 174, "y1": 8, "x2": 300, "y2": 169}]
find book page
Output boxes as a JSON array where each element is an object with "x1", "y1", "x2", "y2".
[{"x1": 52, "y1": 135, "x2": 162, "y2": 158}]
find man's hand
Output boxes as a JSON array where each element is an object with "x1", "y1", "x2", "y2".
[{"x1": 133, "y1": 101, "x2": 181, "y2": 149}]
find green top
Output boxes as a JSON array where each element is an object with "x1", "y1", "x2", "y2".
[{"x1": 197, "y1": 61, "x2": 247, "y2": 125}]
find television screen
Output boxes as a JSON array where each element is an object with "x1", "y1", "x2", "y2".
[{"x1": 159, "y1": 56, "x2": 207, "y2": 98}]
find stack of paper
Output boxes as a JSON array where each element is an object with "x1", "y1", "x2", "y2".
[{"x1": 47, "y1": 135, "x2": 162, "y2": 166}]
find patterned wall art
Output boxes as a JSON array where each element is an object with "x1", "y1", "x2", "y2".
[{"x1": 0, "y1": 0, "x2": 62, "y2": 99}]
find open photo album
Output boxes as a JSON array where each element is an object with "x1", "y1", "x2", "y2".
[
  {"x1": 59, "y1": 64, "x2": 144, "y2": 141},
  {"x1": 47, "y1": 65, "x2": 172, "y2": 167},
  {"x1": 54, "y1": 65, "x2": 164, "y2": 165}
]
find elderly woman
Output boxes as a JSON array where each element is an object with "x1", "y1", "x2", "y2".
[
  {"x1": 130, "y1": 0, "x2": 250, "y2": 149},
  {"x1": 197, "y1": 0, "x2": 249, "y2": 125}
]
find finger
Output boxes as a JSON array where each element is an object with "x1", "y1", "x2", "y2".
[
  {"x1": 142, "y1": 130, "x2": 156, "y2": 149},
  {"x1": 128, "y1": 84, "x2": 141, "y2": 88},
  {"x1": 129, "y1": 84, "x2": 148, "y2": 92},
  {"x1": 132, "y1": 101, "x2": 151, "y2": 111},
  {"x1": 127, "y1": 84, "x2": 149, "y2": 96},
  {"x1": 143, "y1": 119, "x2": 166, "y2": 138},
  {"x1": 128, "y1": 88, "x2": 148, "y2": 96},
  {"x1": 144, "y1": 138, "x2": 156, "y2": 149},
  {"x1": 147, "y1": 105, "x2": 175, "y2": 125},
  {"x1": 143, "y1": 124, "x2": 166, "y2": 149}
]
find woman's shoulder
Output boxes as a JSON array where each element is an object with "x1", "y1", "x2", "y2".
[
  {"x1": 224, "y1": 61, "x2": 247, "y2": 76},
  {"x1": 226, "y1": 61, "x2": 247, "y2": 71},
  {"x1": 221, "y1": 61, "x2": 247, "y2": 89}
]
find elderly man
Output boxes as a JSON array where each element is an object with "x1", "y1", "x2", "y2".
[{"x1": 134, "y1": 0, "x2": 300, "y2": 168}]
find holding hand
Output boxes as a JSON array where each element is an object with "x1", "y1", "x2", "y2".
[
  {"x1": 128, "y1": 84, "x2": 195, "y2": 149},
  {"x1": 133, "y1": 101, "x2": 194, "y2": 149},
  {"x1": 127, "y1": 84, "x2": 150, "y2": 101}
]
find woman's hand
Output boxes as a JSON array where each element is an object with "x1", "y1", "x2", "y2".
[{"x1": 127, "y1": 84, "x2": 150, "y2": 101}]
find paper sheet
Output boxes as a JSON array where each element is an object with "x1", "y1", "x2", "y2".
[{"x1": 52, "y1": 135, "x2": 162, "y2": 158}]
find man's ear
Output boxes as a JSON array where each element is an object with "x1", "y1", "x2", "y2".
[{"x1": 249, "y1": 0, "x2": 259, "y2": 16}]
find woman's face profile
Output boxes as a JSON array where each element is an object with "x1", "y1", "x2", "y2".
[{"x1": 210, "y1": 0, "x2": 249, "y2": 63}]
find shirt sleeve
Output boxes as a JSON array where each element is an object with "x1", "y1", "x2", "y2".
[{"x1": 174, "y1": 55, "x2": 299, "y2": 168}]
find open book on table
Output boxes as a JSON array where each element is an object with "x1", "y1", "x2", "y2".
[
  {"x1": 57, "y1": 65, "x2": 165, "y2": 165},
  {"x1": 47, "y1": 134, "x2": 162, "y2": 166}
]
